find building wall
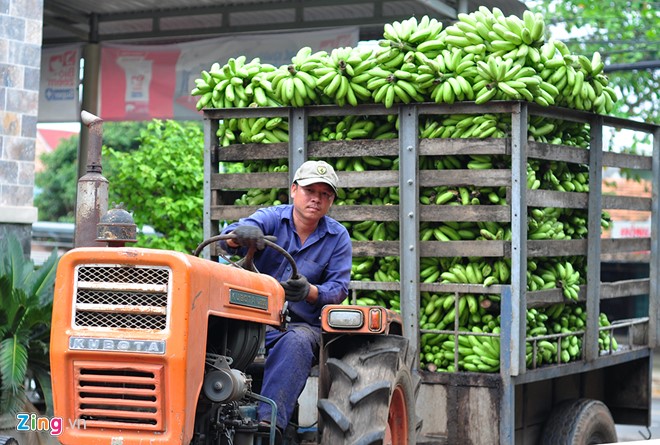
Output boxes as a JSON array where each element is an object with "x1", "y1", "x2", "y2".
[{"x1": 0, "y1": 0, "x2": 43, "y2": 253}]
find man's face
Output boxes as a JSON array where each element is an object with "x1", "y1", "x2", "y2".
[{"x1": 291, "y1": 182, "x2": 335, "y2": 222}]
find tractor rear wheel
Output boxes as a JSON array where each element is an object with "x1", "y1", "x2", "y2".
[{"x1": 318, "y1": 335, "x2": 418, "y2": 445}]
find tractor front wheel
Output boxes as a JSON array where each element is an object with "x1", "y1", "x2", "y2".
[{"x1": 318, "y1": 335, "x2": 418, "y2": 445}]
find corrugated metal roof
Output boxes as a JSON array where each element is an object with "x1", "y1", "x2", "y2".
[{"x1": 43, "y1": 0, "x2": 528, "y2": 46}]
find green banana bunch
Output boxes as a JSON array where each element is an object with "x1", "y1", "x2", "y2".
[
  {"x1": 444, "y1": 114, "x2": 504, "y2": 139},
  {"x1": 350, "y1": 256, "x2": 375, "y2": 280},
  {"x1": 268, "y1": 46, "x2": 326, "y2": 107},
  {"x1": 456, "y1": 327, "x2": 501, "y2": 372},
  {"x1": 314, "y1": 46, "x2": 375, "y2": 106},
  {"x1": 198, "y1": 56, "x2": 270, "y2": 109},
  {"x1": 421, "y1": 296, "x2": 617, "y2": 372},
  {"x1": 377, "y1": 15, "x2": 445, "y2": 69},
  {"x1": 554, "y1": 261, "x2": 581, "y2": 301},
  {"x1": 366, "y1": 61, "x2": 425, "y2": 108},
  {"x1": 234, "y1": 187, "x2": 287, "y2": 206},
  {"x1": 444, "y1": 7, "x2": 545, "y2": 60},
  {"x1": 216, "y1": 117, "x2": 288, "y2": 146},
  {"x1": 598, "y1": 312, "x2": 619, "y2": 352},
  {"x1": 556, "y1": 52, "x2": 616, "y2": 113},
  {"x1": 418, "y1": 49, "x2": 477, "y2": 104},
  {"x1": 246, "y1": 71, "x2": 282, "y2": 107},
  {"x1": 232, "y1": 116, "x2": 290, "y2": 144}
]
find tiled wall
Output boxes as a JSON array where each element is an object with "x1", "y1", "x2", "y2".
[{"x1": 0, "y1": 0, "x2": 43, "y2": 252}]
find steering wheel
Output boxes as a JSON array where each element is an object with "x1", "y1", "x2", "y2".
[{"x1": 193, "y1": 233, "x2": 299, "y2": 279}]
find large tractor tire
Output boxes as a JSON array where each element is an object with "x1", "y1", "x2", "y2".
[
  {"x1": 539, "y1": 398, "x2": 618, "y2": 445},
  {"x1": 318, "y1": 335, "x2": 419, "y2": 445}
]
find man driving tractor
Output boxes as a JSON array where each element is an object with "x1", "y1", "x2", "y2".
[{"x1": 219, "y1": 160, "x2": 353, "y2": 440}]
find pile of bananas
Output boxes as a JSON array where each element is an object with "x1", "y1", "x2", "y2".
[
  {"x1": 270, "y1": 46, "x2": 327, "y2": 107},
  {"x1": 315, "y1": 46, "x2": 375, "y2": 106},
  {"x1": 192, "y1": 7, "x2": 618, "y2": 117},
  {"x1": 420, "y1": 299, "x2": 617, "y2": 372},
  {"x1": 201, "y1": 7, "x2": 625, "y2": 374},
  {"x1": 215, "y1": 116, "x2": 290, "y2": 146}
]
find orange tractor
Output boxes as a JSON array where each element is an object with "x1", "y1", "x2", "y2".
[{"x1": 50, "y1": 233, "x2": 418, "y2": 445}]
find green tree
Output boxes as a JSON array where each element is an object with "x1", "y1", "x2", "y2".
[
  {"x1": 34, "y1": 135, "x2": 78, "y2": 222},
  {"x1": 528, "y1": 0, "x2": 659, "y2": 124},
  {"x1": 104, "y1": 119, "x2": 204, "y2": 254},
  {"x1": 34, "y1": 121, "x2": 148, "y2": 222}
]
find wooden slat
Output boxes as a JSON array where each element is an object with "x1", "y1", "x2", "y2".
[
  {"x1": 601, "y1": 238, "x2": 651, "y2": 254},
  {"x1": 420, "y1": 169, "x2": 511, "y2": 187},
  {"x1": 328, "y1": 205, "x2": 399, "y2": 221},
  {"x1": 527, "y1": 189, "x2": 588, "y2": 209},
  {"x1": 338, "y1": 170, "x2": 398, "y2": 188},
  {"x1": 420, "y1": 240, "x2": 507, "y2": 257},
  {"x1": 419, "y1": 137, "x2": 509, "y2": 156},
  {"x1": 308, "y1": 139, "x2": 398, "y2": 157},
  {"x1": 602, "y1": 195, "x2": 651, "y2": 212},
  {"x1": 352, "y1": 241, "x2": 399, "y2": 256},
  {"x1": 214, "y1": 143, "x2": 287, "y2": 161},
  {"x1": 211, "y1": 205, "x2": 263, "y2": 221},
  {"x1": 421, "y1": 205, "x2": 511, "y2": 222},
  {"x1": 528, "y1": 142, "x2": 589, "y2": 164},
  {"x1": 602, "y1": 151, "x2": 653, "y2": 170},
  {"x1": 527, "y1": 239, "x2": 587, "y2": 257},
  {"x1": 348, "y1": 280, "x2": 400, "y2": 291},
  {"x1": 211, "y1": 172, "x2": 288, "y2": 190},
  {"x1": 600, "y1": 279, "x2": 650, "y2": 299}
]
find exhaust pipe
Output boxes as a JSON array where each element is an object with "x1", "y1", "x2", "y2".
[{"x1": 74, "y1": 110, "x2": 108, "y2": 247}]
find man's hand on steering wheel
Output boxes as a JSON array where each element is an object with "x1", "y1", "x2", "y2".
[
  {"x1": 231, "y1": 225, "x2": 266, "y2": 250},
  {"x1": 280, "y1": 275, "x2": 310, "y2": 302}
]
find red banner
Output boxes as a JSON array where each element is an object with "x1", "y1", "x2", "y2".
[
  {"x1": 100, "y1": 47, "x2": 181, "y2": 121},
  {"x1": 98, "y1": 27, "x2": 359, "y2": 121}
]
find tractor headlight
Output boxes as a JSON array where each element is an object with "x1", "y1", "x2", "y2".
[{"x1": 327, "y1": 309, "x2": 364, "y2": 329}]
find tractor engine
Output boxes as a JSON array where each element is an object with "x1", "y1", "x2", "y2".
[
  {"x1": 50, "y1": 246, "x2": 285, "y2": 445},
  {"x1": 191, "y1": 319, "x2": 277, "y2": 445}
]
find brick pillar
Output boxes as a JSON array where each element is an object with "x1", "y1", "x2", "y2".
[{"x1": 0, "y1": 0, "x2": 44, "y2": 254}]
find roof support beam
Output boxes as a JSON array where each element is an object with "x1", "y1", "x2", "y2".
[
  {"x1": 413, "y1": 0, "x2": 456, "y2": 18},
  {"x1": 42, "y1": 16, "x2": 89, "y2": 41}
]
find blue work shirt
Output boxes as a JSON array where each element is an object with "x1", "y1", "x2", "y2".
[{"x1": 221, "y1": 204, "x2": 352, "y2": 326}]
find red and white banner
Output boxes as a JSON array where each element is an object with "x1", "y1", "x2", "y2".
[
  {"x1": 38, "y1": 45, "x2": 81, "y2": 123},
  {"x1": 610, "y1": 219, "x2": 651, "y2": 239},
  {"x1": 99, "y1": 27, "x2": 359, "y2": 121}
]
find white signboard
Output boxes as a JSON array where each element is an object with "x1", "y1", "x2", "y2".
[
  {"x1": 610, "y1": 219, "x2": 651, "y2": 238},
  {"x1": 38, "y1": 45, "x2": 81, "y2": 123}
]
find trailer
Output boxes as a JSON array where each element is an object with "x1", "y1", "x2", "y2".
[{"x1": 202, "y1": 101, "x2": 659, "y2": 444}]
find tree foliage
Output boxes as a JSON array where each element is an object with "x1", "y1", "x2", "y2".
[
  {"x1": 34, "y1": 122, "x2": 147, "y2": 222},
  {"x1": 104, "y1": 120, "x2": 204, "y2": 254},
  {"x1": 529, "y1": 0, "x2": 658, "y2": 124},
  {"x1": 34, "y1": 135, "x2": 78, "y2": 222}
]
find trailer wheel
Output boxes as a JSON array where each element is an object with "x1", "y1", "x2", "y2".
[
  {"x1": 540, "y1": 398, "x2": 617, "y2": 445},
  {"x1": 318, "y1": 335, "x2": 418, "y2": 445},
  {"x1": 0, "y1": 436, "x2": 18, "y2": 445}
]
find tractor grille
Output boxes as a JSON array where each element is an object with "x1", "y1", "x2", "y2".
[
  {"x1": 74, "y1": 362, "x2": 164, "y2": 431},
  {"x1": 73, "y1": 265, "x2": 170, "y2": 330}
]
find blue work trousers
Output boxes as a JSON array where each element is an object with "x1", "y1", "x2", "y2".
[{"x1": 257, "y1": 322, "x2": 321, "y2": 430}]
